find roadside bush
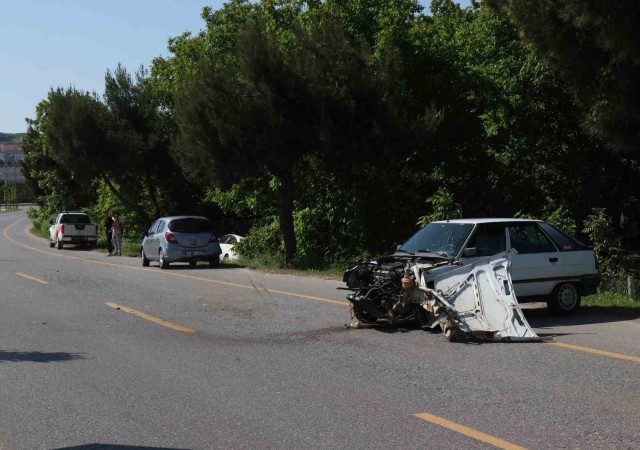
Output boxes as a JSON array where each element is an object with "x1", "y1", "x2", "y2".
[
  {"x1": 234, "y1": 218, "x2": 283, "y2": 260},
  {"x1": 583, "y1": 208, "x2": 626, "y2": 276}
]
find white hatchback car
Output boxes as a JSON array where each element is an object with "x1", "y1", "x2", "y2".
[
  {"x1": 396, "y1": 218, "x2": 600, "y2": 315},
  {"x1": 218, "y1": 234, "x2": 243, "y2": 262}
]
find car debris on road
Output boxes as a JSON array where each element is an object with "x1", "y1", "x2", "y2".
[{"x1": 343, "y1": 250, "x2": 541, "y2": 342}]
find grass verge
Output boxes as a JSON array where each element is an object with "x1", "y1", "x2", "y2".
[{"x1": 582, "y1": 291, "x2": 640, "y2": 315}]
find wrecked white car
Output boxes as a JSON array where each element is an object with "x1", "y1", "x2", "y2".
[
  {"x1": 344, "y1": 250, "x2": 540, "y2": 342},
  {"x1": 343, "y1": 219, "x2": 601, "y2": 341}
]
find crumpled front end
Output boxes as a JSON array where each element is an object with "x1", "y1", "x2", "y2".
[{"x1": 343, "y1": 250, "x2": 540, "y2": 342}]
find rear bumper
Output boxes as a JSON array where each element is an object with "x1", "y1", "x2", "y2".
[
  {"x1": 163, "y1": 245, "x2": 222, "y2": 263},
  {"x1": 62, "y1": 235, "x2": 97, "y2": 243},
  {"x1": 582, "y1": 274, "x2": 601, "y2": 296}
]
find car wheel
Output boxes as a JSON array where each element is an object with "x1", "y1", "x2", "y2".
[
  {"x1": 49, "y1": 239, "x2": 55, "y2": 248},
  {"x1": 56, "y1": 238, "x2": 63, "y2": 250},
  {"x1": 159, "y1": 249, "x2": 169, "y2": 269},
  {"x1": 209, "y1": 257, "x2": 220, "y2": 268},
  {"x1": 548, "y1": 282, "x2": 581, "y2": 316},
  {"x1": 141, "y1": 248, "x2": 150, "y2": 267}
]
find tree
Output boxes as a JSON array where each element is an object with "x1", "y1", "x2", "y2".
[
  {"x1": 174, "y1": 10, "x2": 434, "y2": 262},
  {"x1": 32, "y1": 65, "x2": 198, "y2": 232},
  {"x1": 20, "y1": 98, "x2": 100, "y2": 230},
  {"x1": 486, "y1": 0, "x2": 640, "y2": 156}
]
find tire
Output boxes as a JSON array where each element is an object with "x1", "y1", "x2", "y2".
[
  {"x1": 189, "y1": 261, "x2": 197, "y2": 267},
  {"x1": 141, "y1": 248, "x2": 149, "y2": 267},
  {"x1": 159, "y1": 249, "x2": 169, "y2": 269},
  {"x1": 209, "y1": 257, "x2": 220, "y2": 268},
  {"x1": 548, "y1": 282, "x2": 581, "y2": 316},
  {"x1": 56, "y1": 238, "x2": 63, "y2": 250},
  {"x1": 49, "y1": 239, "x2": 55, "y2": 248}
]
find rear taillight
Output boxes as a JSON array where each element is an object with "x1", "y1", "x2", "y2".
[
  {"x1": 165, "y1": 231, "x2": 178, "y2": 244},
  {"x1": 209, "y1": 234, "x2": 218, "y2": 243}
]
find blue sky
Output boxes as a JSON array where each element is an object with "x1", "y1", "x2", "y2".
[{"x1": 0, "y1": 0, "x2": 471, "y2": 134}]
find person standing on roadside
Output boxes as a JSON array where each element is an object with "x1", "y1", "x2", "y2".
[
  {"x1": 102, "y1": 211, "x2": 114, "y2": 256},
  {"x1": 111, "y1": 212, "x2": 125, "y2": 256}
]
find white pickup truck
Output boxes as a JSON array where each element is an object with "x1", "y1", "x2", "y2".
[{"x1": 49, "y1": 212, "x2": 98, "y2": 249}]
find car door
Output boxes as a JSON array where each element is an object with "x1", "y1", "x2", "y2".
[
  {"x1": 145, "y1": 220, "x2": 164, "y2": 259},
  {"x1": 226, "y1": 235, "x2": 238, "y2": 258},
  {"x1": 507, "y1": 223, "x2": 561, "y2": 299},
  {"x1": 143, "y1": 220, "x2": 158, "y2": 257},
  {"x1": 458, "y1": 223, "x2": 508, "y2": 263}
]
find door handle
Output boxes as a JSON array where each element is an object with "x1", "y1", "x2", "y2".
[{"x1": 549, "y1": 257, "x2": 558, "y2": 263}]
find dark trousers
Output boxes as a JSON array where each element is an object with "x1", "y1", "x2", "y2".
[{"x1": 106, "y1": 231, "x2": 113, "y2": 253}]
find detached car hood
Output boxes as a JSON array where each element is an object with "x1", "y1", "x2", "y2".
[{"x1": 426, "y1": 251, "x2": 540, "y2": 342}]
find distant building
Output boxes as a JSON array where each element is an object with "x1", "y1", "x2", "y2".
[{"x1": 0, "y1": 142, "x2": 25, "y2": 183}]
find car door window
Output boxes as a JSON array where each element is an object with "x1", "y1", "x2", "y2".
[
  {"x1": 154, "y1": 221, "x2": 165, "y2": 234},
  {"x1": 148, "y1": 221, "x2": 159, "y2": 235},
  {"x1": 218, "y1": 235, "x2": 230, "y2": 244},
  {"x1": 466, "y1": 224, "x2": 506, "y2": 257},
  {"x1": 508, "y1": 224, "x2": 557, "y2": 254},
  {"x1": 228, "y1": 236, "x2": 237, "y2": 244},
  {"x1": 538, "y1": 222, "x2": 588, "y2": 251}
]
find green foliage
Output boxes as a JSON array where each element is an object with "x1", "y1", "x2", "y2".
[
  {"x1": 234, "y1": 218, "x2": 283, "y2": 261},
  {"x1": 544, "y1": 207, "x2": 577, "y2": 237},
  {"x1": 487, "y1": 0, "x2": 640, "y2": 155},
  {"x1": 417, "y1": 187, "x2": 462, "y2": 228},
  {"x1": 19, "y1": 0, "x2": 640, "y2": 279},
  {"x1": 583, "y1": 208, "x2": 625, "y2": 276}
]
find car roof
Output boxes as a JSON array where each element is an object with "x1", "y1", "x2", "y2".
[
  {"x1": 157, "y1": 215, "x2": 210, "y2": 222},
  {"x1": 431, "y1": 218, "x2": 543, "y2": 224}
]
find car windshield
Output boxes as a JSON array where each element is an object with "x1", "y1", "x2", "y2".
[
  {"x1": 168, "y1": 218, "x2": 212, "y2": 233},
  {"x1": 399, "y1": 222, "x2": 474, "y2": 257}
]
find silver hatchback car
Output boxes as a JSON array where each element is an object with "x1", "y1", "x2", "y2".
[{"x1": 141, "y1": 216, "x2": 222, "y2": 269}]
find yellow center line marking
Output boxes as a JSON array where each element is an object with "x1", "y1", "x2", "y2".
[
  {"x1": 3, "y1": 218, "x2": 349, "y2": 307},
  {"x1": 544, "y1": 339, "x2": 640, "y2": 362},
  {"x1": 414, "y1": 412, "x2": 527, "y2": 450},
  {"x1": 15, "y1": 272, "x2": 49, "y2": 285},
  {"x1": 105, "y1": 302, "x2": 195, "y2": 333}
]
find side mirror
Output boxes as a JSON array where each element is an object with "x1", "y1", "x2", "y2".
[
  {"x1": 49, "y1": 220, "x2": 53, "y2": 225},
  {"x1": 396, "y1": 244, "x2": 402, "y2": 251},
  {"x1": 463, "y1": 247, "x2": 478, "y2": 257},
  {"x1": 142, "y1": 231, "x2": 148, "y2": 238}
]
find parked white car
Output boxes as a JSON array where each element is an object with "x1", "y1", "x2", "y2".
[
  {"x1": 49, "y1": 212, "x2": 98, "y2": 249},
  {"x1": 218, "y1": 234, "x2": 243, "y2": 262},
  {"x1": 395, "y1": 218, "x2": 600, "y2": 315}
]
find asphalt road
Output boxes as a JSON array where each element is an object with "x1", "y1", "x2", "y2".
[{"x1": 1, "y1": 208, "x2": 639, "y2": 449}]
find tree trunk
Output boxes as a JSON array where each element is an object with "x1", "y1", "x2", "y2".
[
  {"x1": 278, "y1": 171, "x2": 296, "y2": 264},
  {"x1": 101, "y1": 174, "x2": 149, "y2": 224}
]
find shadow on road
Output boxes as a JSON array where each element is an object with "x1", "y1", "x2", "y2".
[
  {"x1": 522, "y1": 303, "x2": 640, "y2": 328},
  {"x1": 53, "y1": 445, "x2": 190, "y2": 450},
  {"x1": 53, "y1": 446, "x2": 190, "y2": 450},
  {"x1": 159, "y1": 263, "x2": 244, "y2": 270},
  {"x1": 0, "y1": 350, "x2": 84, "y2": 363}
]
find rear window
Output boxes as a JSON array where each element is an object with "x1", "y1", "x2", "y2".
[
  {"x1": 168, "y1": 218, "x2": 212, "y2": 233},
  {"x1": 539, "y1": 222, "x2": 590, "y2": 251},
  {"x1": 61, "y1": 214, "x2": 91, "y2": 224}
]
